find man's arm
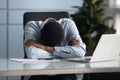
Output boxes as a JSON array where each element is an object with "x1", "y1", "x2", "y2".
[
  {"x1": 24, "y1": 21, "x2": 53, "y2": 59},
  {"x1": 52, "y1": 18, "x2": 86, "y2": 58},
  {"x1": 25, "y1": 39, "x2": 79, "y2": 53},
  {"x1": 25, "y1": 39, "x2": 55, "y2": 53}
]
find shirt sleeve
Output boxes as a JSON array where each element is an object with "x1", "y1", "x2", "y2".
[
  {"x1": 53, "y1": 19, "x2": 86, "y2": 58},
  {"x1": 25, "y1": 46, "x2": 53, "y2": 59},
  {"x1": 24, "y1": 21, "x2": 53, "y2": 59}
]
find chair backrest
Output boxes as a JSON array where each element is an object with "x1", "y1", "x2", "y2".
[
  {"x1": 23, "y1": 12, "x2": 69, "y2": 26},
  {"x1": 23, "y1": 11, "x2": 69, "y2": 58}
]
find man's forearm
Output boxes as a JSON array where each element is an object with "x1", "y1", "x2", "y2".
[
  {"x1": 25, "y1": 38, "x2": 80, "y2": 54},
  {"x1": 25, "y1": 39, "x2": 55, "y2": 53},
  {"x1": 32, "y1": 42, "x2": 55, "y2": 53}
]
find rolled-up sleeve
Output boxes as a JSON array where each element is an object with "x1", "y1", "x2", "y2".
[
  {"x1": 53, "y1": 44, "x2": 86, "y2": 58},
  {"x1": 25, "y1": 46, "x2": 53, "y2": 59}
]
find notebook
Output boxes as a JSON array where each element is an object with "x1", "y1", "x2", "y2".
[{"x1": 67, "y1": 34, "x2": 120, "y2": 63}]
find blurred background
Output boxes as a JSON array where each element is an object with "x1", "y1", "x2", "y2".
[{"x1": 0, "y1": 0, "x2": 120, "y2": 80}]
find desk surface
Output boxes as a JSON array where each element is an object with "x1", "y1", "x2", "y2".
[{"x1": 0, "y1": 59, "x2": 120, "y2": 76}]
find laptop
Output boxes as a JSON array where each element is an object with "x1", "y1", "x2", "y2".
[{"x1": 67, "y1": 34, "x2": 120, "y2": 63}]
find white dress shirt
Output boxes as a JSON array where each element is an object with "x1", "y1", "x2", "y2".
[
  {"x1": 24, "y1": 18, "x2": 86, "y2": 80},
  {"x1": 25, "y1": 18, "x2": 86, "y2": 59}
]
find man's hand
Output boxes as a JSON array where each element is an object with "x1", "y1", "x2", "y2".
[
  {"x1": 25, "y1": 39, "x2": 55, "y2": 53},
  {"x1": 69, "y1": 39, "x2": 80, "y2": 46}
]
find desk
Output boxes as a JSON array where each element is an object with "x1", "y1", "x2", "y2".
[{"x1": 0, "y1": 59, "x2": 120, "y2": 76}]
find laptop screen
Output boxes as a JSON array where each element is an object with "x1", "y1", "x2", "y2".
[{"x1": 90, "y1": 34, "x2": 120, "y2": 62}]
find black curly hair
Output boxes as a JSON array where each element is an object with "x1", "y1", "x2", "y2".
[{"x1": 41, "y1": 19, "x2": 64, "y2": 46}]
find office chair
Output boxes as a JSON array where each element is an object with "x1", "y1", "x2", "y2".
[
  {"x1": 23, "y1": 12, "x2": 69, "y2": 26},
  {"x1": 23, "y1": 11, "x2": 69, "y2": 58},
  {"x1": 22, "y1": 12, "x2": 69, "y2": 80}
]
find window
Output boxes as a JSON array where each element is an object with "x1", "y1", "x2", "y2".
[
  {"x1": 109, "y1": 0, "x2": 120, "y2": 34},
  {"x1": 116, "y1": 0, "x2": 120, "y2": 6}
]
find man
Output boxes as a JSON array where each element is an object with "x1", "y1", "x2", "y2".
[{"x1": 24, "y1": 18, "x2": 86, "y2": 80}]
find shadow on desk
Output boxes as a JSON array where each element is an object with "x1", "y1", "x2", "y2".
[{"x1": 83, "y1": 73, "x2": 120, "y2": 80}]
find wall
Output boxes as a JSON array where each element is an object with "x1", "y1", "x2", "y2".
[{"x1": 0, "y1": 0, "x2": 82, "y2": 80}]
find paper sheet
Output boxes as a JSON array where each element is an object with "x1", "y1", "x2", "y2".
[{"x1": 9, "y1": 58, "x2": 60, "y2": 63}]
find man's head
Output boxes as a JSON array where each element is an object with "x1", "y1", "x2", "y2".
[{"x1": 41, "y1": 19, "x2": 64, "y2": 46}]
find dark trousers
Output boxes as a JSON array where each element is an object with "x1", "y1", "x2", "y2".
[{"x1": 28, "y1": 74, "x2": 76, "y2": 80}]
